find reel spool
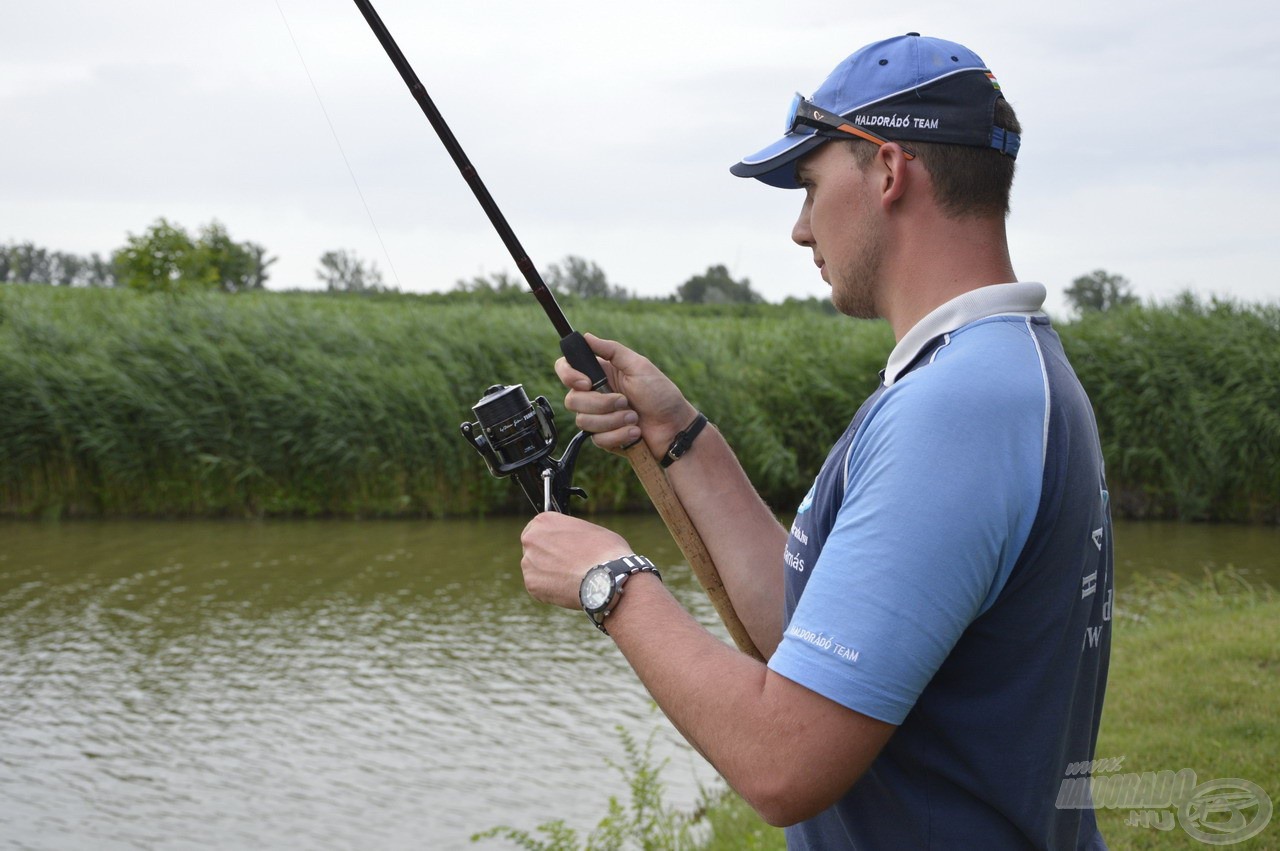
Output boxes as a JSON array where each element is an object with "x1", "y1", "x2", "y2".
[{"x1": 460, "y1": 384, "x2": 588, "y2": 513}]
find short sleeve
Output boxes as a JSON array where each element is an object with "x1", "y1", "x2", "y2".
[{"x1": 767, "y1": 322, "x2": 1049, "y2": 724}]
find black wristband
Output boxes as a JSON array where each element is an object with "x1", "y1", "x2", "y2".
[{"x1": 660, "y1": 412, "x2": 709, "y2": 468}]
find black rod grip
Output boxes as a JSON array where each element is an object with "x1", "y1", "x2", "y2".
[{"x1": 560, "y1": 332, "x2": 609, "y2": 391}]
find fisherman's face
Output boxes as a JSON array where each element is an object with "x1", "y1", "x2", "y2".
[{"x1": 791, "y1": 141, "x2": 884, "y2": 320}]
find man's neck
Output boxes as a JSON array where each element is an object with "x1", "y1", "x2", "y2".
[{"x1": 879, "y1": 215, "x2": 1016, "y2": 341}]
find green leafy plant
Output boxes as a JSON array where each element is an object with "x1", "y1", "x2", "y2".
[{"x1": 471, "y1": 726, "x2": 702, "y2": 851}]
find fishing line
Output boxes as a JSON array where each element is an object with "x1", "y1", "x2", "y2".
[{"x1": 273, "y1": 0, "x2": 402, "y2": 290}]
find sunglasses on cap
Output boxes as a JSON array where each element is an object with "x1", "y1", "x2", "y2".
[{"x1": 786, "y1": 94, "x2": 916, "y2": 160}]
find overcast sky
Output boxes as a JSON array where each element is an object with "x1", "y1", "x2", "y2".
[{"x1": 4, "y1": 0, "x2": 1278, "y2": 316}]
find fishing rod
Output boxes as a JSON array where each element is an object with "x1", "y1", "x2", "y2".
[
  {"x1": 351, "y1": 0, "x2": 762, "y2": 660},
  {"x1": 351, "y1": 0, "x2": 596, "y2": 375}
]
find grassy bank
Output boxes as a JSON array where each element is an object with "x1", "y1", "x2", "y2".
[
  {"x1": 1, "y1": 285, "x2": 1277, "y2": 520},
  {"x1": 479, "y1": 571, "x2": 1277, "y2": 850},
  {"x1": 1091, "y1": 569, "x2": 1279, "y2": 849}
]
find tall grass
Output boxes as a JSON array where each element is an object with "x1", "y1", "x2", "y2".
[
  {"x1": 2, "y1": 287, "x2": 497, "y2": 516},
  {"x1": 1, "y1": 285, "x2": 1276, "y2": 521},
  {"x1": 0, "y1": 286, "x2": 885, "y2": 518},
  {"x1": 1059, "y1": 296, "x2": 1280, "y2": 523}
]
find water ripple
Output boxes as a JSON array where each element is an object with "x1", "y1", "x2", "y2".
[{"x1": 0, "y1": 518, "x2": 719, "y2": 849}]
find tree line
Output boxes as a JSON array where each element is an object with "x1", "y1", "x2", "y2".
[
  {"x1": 1, "y1": 219, "x2": 272, "y2": 294},
  {"x1": 0, "y1": 243, "x2": 116, "y2": 288},
  {"x1": 4, "y1": 217, "x2": 1139, "y2": 311},
  {"x1": 2, "y1": 217, "x2": 771, "y2": 305}
]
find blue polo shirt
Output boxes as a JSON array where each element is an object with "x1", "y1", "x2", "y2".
[{"x1": 769, "y1": 283, "x2": 1112, "y2": 849}]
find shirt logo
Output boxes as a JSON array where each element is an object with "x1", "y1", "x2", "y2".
[{"x1": 797, "y1": 482, "x2": 815, "y2": 514}]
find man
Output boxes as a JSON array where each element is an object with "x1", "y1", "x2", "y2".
[{"x1": 520, "y1": 33, "x2": 1112, "y2": 849}]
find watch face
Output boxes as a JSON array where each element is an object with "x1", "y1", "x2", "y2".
[{"x1": 580, "y1": 565, "x2": 614, "y2": 611}]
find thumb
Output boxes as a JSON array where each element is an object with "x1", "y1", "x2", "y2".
[{"x1": 584, "y1": 333, "x2": 646, "y2": 374}]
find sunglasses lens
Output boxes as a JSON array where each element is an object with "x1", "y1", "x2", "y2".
[{"x1": 785, "y1": 93, "x2": 804, "y2": 134}]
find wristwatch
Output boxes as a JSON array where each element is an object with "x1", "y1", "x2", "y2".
[{"x1": 578, "y1": 554, "x2": 661, "y2": 634}]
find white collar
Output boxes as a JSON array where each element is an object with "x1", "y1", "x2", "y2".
[{"x1": 883, "y1": 282, "x2": 1047, "y2": 386}]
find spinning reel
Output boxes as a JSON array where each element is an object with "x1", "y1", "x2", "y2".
[{"x1": 460, "y1": 384, "x2": 589, "y2": 514}]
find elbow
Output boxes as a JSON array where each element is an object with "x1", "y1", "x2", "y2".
[
  {"x1": 755, "y1": 800, "x2": 807, "y2": 830},
  {"x1": 720, "y1": 673, "x2": 891, "y2": 827},
  {"x1": 738, "y1": 771, "x2": 843, "y2": 828},
  {"x1": 735, "y1": 742, "x2": 880, "y2": 827}
]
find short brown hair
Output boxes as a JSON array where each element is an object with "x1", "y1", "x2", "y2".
[{"x1": 847, "y1": 97, "x2": 1022, "y2": 219}]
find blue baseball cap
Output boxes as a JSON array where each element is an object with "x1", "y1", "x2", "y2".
[{"x1": 731, "y1": 33, "x2": 1020, "y2": 188}]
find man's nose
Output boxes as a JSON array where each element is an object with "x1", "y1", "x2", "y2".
[{"x1": 791, "y1": 201, "x2": 813, "y2": 247}]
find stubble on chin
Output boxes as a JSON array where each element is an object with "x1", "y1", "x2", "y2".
[{"x1": 830, "y1": 235, "x2": 884, "y2": 320}]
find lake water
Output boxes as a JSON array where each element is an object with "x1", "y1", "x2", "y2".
[{"x1": 2, "y1": 516, "x2": 1277, "y2": 849}]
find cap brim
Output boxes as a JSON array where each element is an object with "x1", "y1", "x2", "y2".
[{"x1": 730, "y1": 133, "x2": 827, "y2": 188}]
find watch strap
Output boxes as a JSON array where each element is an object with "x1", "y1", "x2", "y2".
[
  {"x1": 586, "y1": 554, "x2": 661, "y2": 634},
  {"x1": 660, "y1": 412, "x2": 709, "y2": 468}
]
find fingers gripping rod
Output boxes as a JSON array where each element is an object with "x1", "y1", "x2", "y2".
[{"x1": 352, "y1": 0, "x2": 763, "y2": 661}]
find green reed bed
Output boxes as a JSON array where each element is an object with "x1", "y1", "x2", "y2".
[
  {"x1": 3, "y1": 287, "x2": 501, "y2": 516},
  {"x1": 1060, "y1": 297, "x2": 1280, "y2": 523},
  {"x1": 0, "y1": 286, "x2": 886, "y2": 518},
  {"x1": 2, "y1": 285, "x2": 1276, "y2": 521}
]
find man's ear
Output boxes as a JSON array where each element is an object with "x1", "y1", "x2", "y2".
[{"x1": 875, "y1": 144, "x2": 913, "y2": 209}]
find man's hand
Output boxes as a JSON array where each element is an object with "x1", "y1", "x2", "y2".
[
  {"x1": 520, "y1": 512, "x2": 633, "y2": 609},
  {"x1": 555, "y1": 333, "x2": 698, "y2": 459}
]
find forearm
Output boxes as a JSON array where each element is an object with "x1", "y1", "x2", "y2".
[
  {"x1": 605, "y1": 573, "x2": 890, "y2": 826},
  {"x1": 648, "y1": 422, "x2": 788, "y2": 657}
]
